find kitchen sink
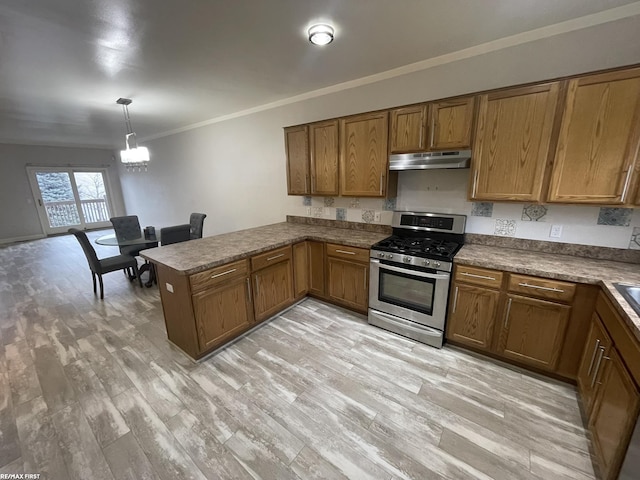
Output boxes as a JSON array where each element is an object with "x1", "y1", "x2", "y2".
[{"x1": 614, "y1": 283, "x2": 640, "y2": 317}]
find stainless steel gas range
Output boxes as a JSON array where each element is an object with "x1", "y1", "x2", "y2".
[{"x1": 368, "y1": 211, "x2": 466, "y2": 348}]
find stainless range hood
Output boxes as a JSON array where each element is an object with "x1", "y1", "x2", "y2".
[{"x1": 389, "y1": 149, "x2": 471, "y2": 170}]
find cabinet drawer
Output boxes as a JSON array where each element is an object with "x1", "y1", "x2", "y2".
[
  {"x1": 326, "y1": 243, "x2": 369, "y2": 263},
  {"x1": 508, "y1": 274, "x2": 575, "y2": 303},
  {"x1": 251, "y1": 245, "x2": 292, "y2": 271},
  {"x1": 189, "y1": 259, "x2": 248, "y2": 293},
  {"x1": 454, "y1": 265, "x2": 503, "y2": 289}
]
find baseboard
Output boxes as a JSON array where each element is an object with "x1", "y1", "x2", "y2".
[{"x1": 0, "y1": 233, "x2": 46, "y2": 245}]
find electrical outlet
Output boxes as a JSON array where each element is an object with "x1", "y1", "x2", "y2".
[
  {"x1": 550, "y1": 224, "x2": 563, "y2": 238},
  {"x1": 374, "y1": 211, "x2": 381, "y2": 222}
]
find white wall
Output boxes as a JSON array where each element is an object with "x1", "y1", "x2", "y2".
[
  {"x1": 121, "y1": 17, "x2": 640, "y2": 246},
  {"x1": 0, "y1": 143, "x2": 125, "y2": 243}
]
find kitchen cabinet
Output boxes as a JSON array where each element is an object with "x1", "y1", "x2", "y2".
[
  {"x1": 192, "y1": 274, "x2": 253, "y2": 352},
  {"x1": 590, "y1": 347, "x2": 640, "y2": 480},
  {"x1": 339, "y1": 112, "x2": 390, "y2": 197},
  {"x1": 251, "y1": 246, "x2": 294, "y2": 322},
  {"x1": 576, "y1": 291, "x2": 640, "y2": 480},
  {"x1": 496, "y1": 294, "x2": 570, "y2": 371},
  {"x1": 308, "y1": 240, "x2": 326, "y2": 297},
  {"x1": 389, "y1": 97, "x2": 475, "y2": 154},
  {"x1": 577, "y1": 313, "x2": 612, "y2": 415},
  {"x1": 469, "y1": 83, "x2": 560, "y2": 202},
  {"x1": 326, "y1": 243, "x2": 369, "y2": 313},
  {"x1": 446, "y1": 265, "x2": 503, "y2": 351},
  {"x1": 428, "y1": 97, "x2": 476, "y2": 150},
  {"x1": 548, "y1": 68, "x2": 640, "y2": 204},
  {"x1": 285, "y1": 125, "x2": 310, "y2": 195},
  {"x1": 309, "y1": 120, "x2": 339, "y2": 195},
  {"x1": 389, "y1": 105, "x2": 427, "y2": 153},
  {"x1": 292, "y1": 241, "x2": 308, "y2": 299}
]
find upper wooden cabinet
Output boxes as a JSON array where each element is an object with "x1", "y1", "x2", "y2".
[
  {"x1": 547, "y1": 68, "x2": 640, "y2": 204},
  {"x1": 309, "y1": 120, "x2": 339, "y2": 196},
  {"x1": 284, "y1": 125, "x2": 310, "y2": 195},
  {"x1": 428, "y1": 97, "x2": 476, "y2": 150},
  {"x1": 389, "y1": 105, "x2": 427, "y2": 153},
  {"x1": 470, "y1": 83, "x2": 560, "y2": 202},
  {"x1": 389, "y1": 97, "x2": 475, "y2": 154},
  {"x1": 340, "y1": 112, "x2": 389, "y2": 197}
]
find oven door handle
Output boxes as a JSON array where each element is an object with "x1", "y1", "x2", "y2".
[{"x1": 371, "y1": 259, "x2": 449, "y2": 280}]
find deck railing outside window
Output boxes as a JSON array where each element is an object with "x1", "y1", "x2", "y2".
[{"x1": 45, "y1": 199, "x2": 109, "y2": 227}]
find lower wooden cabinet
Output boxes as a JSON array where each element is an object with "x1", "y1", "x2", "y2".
[
  {"x1": 447, "y1": 283, "x2": 500, "y2": 351},
  {"x1": 251, "y1": 246, "x2": 294, "y2": 322},
  {"x1": 192, "y1": 275, "x2": 253, "y2": 351},
  {"x1": 292, "y1": 242, "x2": 308, "y2": 299},
  {"x1": 308, "y1": 241, "x2": 325, "y2": 297},
  {"x1": 326, "y1": 243, "x2": 369, "y2": 313},
  {"x1": 577, "y1": 313, "x2": 613, "y2": 414},
  {"x1": 589, "y1": 347, "x2": 640, "y2": 480},
  {"x1": 496, "y1": 294, "x2": 570, "y2": 371}
]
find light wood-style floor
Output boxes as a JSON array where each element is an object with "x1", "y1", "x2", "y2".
[{"x1": 0, "y1": 232, "x2": 597, "y2": 480}]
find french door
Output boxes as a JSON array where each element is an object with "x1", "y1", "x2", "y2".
[{"x1": 27, "y1": 167, "x2": 115, "y2": 235}]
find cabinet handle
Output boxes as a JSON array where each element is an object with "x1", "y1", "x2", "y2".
[
  {"x1": 336, "y1": 249, "x2": 356, "y2": 255},
  {"x1": 518, "y1": 282, "x2": 564, "y2": 293},
  {"x1": 586, "y1": 339, "x2": 601, "y2": 377},
  {"x1": 590, "y1": 346, "x2": 606, "y2": 388},
  {"x1": 267, "y1": 253, "x2": 285, "y2": 261},
  {"x1": 453, "y1": 286, "x2": 459, "y2": 314},
  {"x1": 472, "y1": 170, "x2": 479, "y2": 197},
  {"x1": 620, "y1": 167, "x2": 633, "y2": 202},
  {"x1": 595, "y1": 355, "x2": 611, "y2": 386},
  {"x1": 246, "y1": 278, "x2": 252, "y2": 304},
  {"x1": 504, "y1": 298, "x2": 513, "y2": 329},
  {"x1": 211, "y1": 268, "x2": 236, "y2": 279},
  {"x1": 460, "y1": 272, "x2": 495, "y2": 281},
  {"x1": 379, "y1": 173, "x2": 384, "y2": 196},
  {"x1": 429, "y1": 118, "x2": 435, "y2": 148}
]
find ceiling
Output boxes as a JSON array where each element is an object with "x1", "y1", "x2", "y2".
[{"x1": 1, "y1": 0, "x2": 639, "y2": 149}]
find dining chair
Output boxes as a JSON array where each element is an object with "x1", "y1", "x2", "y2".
[
  {"x1": 68, "y1": 228, "x2": 142, "y2": 299},
  {"x1": 110, "y1": 215, "x2": 146, "y2": 257},
  {"x1": 189, "y1": 213, "x2": 207, "y2": 239},
  {"x1": 160, "y1": 224, "x2": 191, "y2": 246}
]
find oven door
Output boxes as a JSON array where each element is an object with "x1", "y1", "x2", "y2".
[{"x1": 369, "y1": 258, "x2": 450, "y2": 330}]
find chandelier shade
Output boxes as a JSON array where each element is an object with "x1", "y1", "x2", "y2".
[{"x1": 117, "y1": 98, "x2": 150, "y2": 171}]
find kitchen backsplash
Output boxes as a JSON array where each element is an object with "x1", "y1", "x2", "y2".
[{"x1": 289, "y1": 169, "x2": 640, "y2": 250}]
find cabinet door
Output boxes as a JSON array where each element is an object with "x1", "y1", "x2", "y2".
[
  {"x1": 285, "y1": 125, "x2": 310, "y2": 195},
  {"x1": 548, "y1": 68, "x2": 640, "y2": 204},
  {"x1": 428, "y1": 97, "x2": 476, "y2": 150},
  {"x1": 590, "y1": 348, "x2": 640, "y2": 480},
  {"x1": 576, "y1": 313, "x2": 612, "y2": 415},
  {"x1": 292, "y1": 241, "x2": 308, "y2": 299},
  {"x1": 327, "y1": 257, "x2": 368, "y2": 312},
  {"x1": 309, "y1": 120, "x2": 339, "y2": 195},
  {"x1": 497, "y1": 294, "x2": 570, "y2": 371},
  {"x1": 446, "y1": 283, "x2": 500, "y2": 351},
  {"x1": 193, "y1": 276, "x2": 253, "y2": 352},
  {"x1": 308, "y1": 241, "x2": 325, "y2": 297},
  {"x1": 253, "y1": 260, "x2": 294, "y2": 322},
  {"x1": 340, "y1": 112, "x2": 389, "y2": 197},
  {"x1": 389, "y1": 105, "x2": 427, "y2": 153},
  {"x1": 470, "y1": 83, "x2": 560, "y2": 201}
]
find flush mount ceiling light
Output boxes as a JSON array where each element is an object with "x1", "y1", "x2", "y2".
[
  {"x1": 308, "y1": 24, "x2": 334, "y2": 46},
  {"x1": 116, "y1": 98, "x2": 150, "y2": 172}
]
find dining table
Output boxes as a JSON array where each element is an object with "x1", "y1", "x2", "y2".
[{"x1": 95, "y1": 231, "x2": 160, "y2": 287}]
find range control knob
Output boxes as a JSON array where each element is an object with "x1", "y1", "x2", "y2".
[
  {"x1": 387, "y1": 254, "x2": 393, "y2": 259},
  {"x1": 378, "y1": 252, "x2": 385, "y2": 258},
  {"x1": 423, "y1": 259, "x2": 430, "y2": 266},
  {"x1": 403, "y1": 256, "x2": 411, "y2": 263},
  {"x1": 433, "y1": 261, "x2": 441, "y2": 268}
]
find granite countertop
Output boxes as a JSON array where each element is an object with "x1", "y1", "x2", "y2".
[
  {"x1": 141, "y1": 222, "x2": 388, "y2": 275},
  {"x1": 456, "y1": 244, "x2": 640, "y2": 343}
]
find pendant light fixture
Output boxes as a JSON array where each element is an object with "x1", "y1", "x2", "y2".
[{"x1": 116, "y1": 98, "x2": 150, "y2": 172}]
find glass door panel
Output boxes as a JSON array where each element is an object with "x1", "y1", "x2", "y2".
[
  {"x1": 73, "y1": 172, "x2": 111, "y2": 225},
  {"x1": 35, "y1": 171, "x2": 81, "y2": 230}
]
